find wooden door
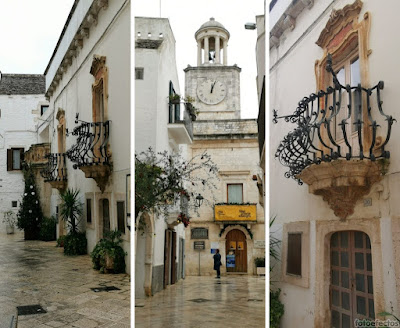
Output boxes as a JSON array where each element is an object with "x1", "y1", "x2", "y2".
[
  {"x1": 171, "y1": 231, "x2": 177, "y2": 284},
  {"x1": 164, "y1": 230, "x2": 171, "y2": 288},
  {"x1": 330, "y1": 231, "x2": 374, "y2": 328},
  {"x1": 102, "y1": 199, "x2": 110, "y2": 235},
  {"x1": 225, "y1": 230, "x2": 247, "y2": 273}
]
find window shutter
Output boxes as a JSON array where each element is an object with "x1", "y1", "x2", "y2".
[
  {"x1": 7, "y1": 149, "x2": 12, "y2": 171},
  {"x1": 20, "y1": 148, "x2": 25, "y2": 168}
]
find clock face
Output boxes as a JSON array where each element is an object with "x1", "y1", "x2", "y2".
[{"x1": 197, "y1": 79, "x2": 226, "y2": 105}]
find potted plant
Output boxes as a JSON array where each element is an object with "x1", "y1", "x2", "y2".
[
  {"x1": 177, "y1": 212, "x2": 190, "y2": 227},
  {"x1": 254, "y1": 257, "x2": 265, "y2": 275},
  {"x1": 59, "y1": 188, "x2": 87, "y2": 255},
  {"x1": 91, "y1": 230, "x2": 127, "y2": 273},
  {"x1": 169, "y1": 94, "x2": 181, "y2": 104},
  {"x1": 3, "y1": 211, "x2": 16, "y2": 234}
]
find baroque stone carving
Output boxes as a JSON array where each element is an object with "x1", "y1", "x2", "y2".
[
  {"x1": 316, "y1": 0, "x2": 363, "y2": 48},
  {"x1": 298, "y1": 160, "x2": 383, "y2": 220}
]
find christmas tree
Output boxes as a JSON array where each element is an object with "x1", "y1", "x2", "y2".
[{"x1": 17, "y1": 164, "x2": 43, "y2": 240}]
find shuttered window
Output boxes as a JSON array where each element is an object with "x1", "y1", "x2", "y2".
[
  {"x1": 117, "y1": 201, "x2": 125, "y2": 234},
  {"x1": 7, "y1": 148, "x2": 24, "y2": 171},
  {"x1": 287, "y1": 233, "x2": 302, "y2": 276}
]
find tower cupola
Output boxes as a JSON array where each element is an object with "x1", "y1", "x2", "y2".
[{"x1": 195, "y1": 18, "x2": 230, "y2": 66}]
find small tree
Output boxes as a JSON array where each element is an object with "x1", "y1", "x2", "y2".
[
  {"x1": 135, "y1": 148, "x2": 219, "y2": 225},
  {"x1": 59, "y1": 188, "x2": 83, "y2": 234},
  {"x1": 17, "y1": 164, "x2": 43, "y2": 240},
  {"x1": 59, "y1": 188, "x2": 87, "y2": 255}
]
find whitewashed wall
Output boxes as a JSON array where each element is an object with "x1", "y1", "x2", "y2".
[{"x1": 0, "y1": 94, "x2": 46, "y2": 233}]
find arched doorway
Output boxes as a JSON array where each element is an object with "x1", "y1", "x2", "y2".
[
  {"x1": 330, "y1": 231, "x2": 374, "y2": 327},
  {"x1": 225, "y1": 229, "x2": 247, "y2": 273}
]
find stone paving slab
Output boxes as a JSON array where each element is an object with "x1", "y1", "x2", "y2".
[
  {"x1": 0, "y1": 232, "x2": 130, "y2": 328},
  {"x1": 135, "y1": 275, "x2": 265, "y2": 328}
]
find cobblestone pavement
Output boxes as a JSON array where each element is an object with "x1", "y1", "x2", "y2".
[
  {"x1": 135, "y1": 275, "x2": 265, "y2": 328},
  {"x1": 0, "y1": 232, "x2": 130, "y2": 328}
]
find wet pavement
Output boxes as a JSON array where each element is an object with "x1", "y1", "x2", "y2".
[
  {"x1": 0, "y1": 232, "x2": 130, "y2": 328},
  {"x1": 135, "y1": 275, "x2": 265, "y2": 328}
]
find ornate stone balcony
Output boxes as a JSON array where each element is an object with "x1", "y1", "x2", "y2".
[
  {"x1": 24, "y1": 143, "x2": 50, "y2": 167},
  {"x1": 273, "y1": 54, "x2": 395, "y2": 219},
  {"x1": 40, "y1": 153, "x2": 68, "y2": 190},
  {"x1": 66, "y1": 119, "x2": 111, "y2": 192}
]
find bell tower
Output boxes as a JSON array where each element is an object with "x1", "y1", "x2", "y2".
[
  {"x1": 195, "y1": 17, "x2": 230, "y2": 66},
  {"x1": 184, "y1": 18, "x2": 241, "y2": 120}
]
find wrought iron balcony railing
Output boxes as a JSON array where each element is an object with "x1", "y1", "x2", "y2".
[
  {"x1": 273, "y1": 54, "x2": 396, "y2": 184},
  {"x1": 168, "y1": 101, "x2": 194, "y2": 140},
  {"x1": 40, "y1": 153, "x2": 67, "y2": 182},
  {"x1": 66, "y1": 119, "x2": 111, "y2": 169}
]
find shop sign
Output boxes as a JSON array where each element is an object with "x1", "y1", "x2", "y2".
[
  {"x1": 215, "y1": 205, "x2": 257, "y2": 221},
  {"x1": 226, "y1": 254, "x2": 235, "y2": 268}
]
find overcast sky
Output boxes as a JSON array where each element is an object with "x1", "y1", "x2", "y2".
[
  {"x1": 0, "y1": 0, "x2": 75, "y2": 75},
  {"x1": 0, "y1": 1, "x2": 264, "y2": 118},
  {"x1": 134, "y1": 0, "x2": 265, "y2": 119}
]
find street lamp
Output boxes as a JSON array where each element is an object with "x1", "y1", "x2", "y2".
[
  {"x1": 244, "y1": 22, "x2": 256, "y2": 30},
  {"x1": 195, "y1": 194, "x2": 204, "y2": 208}
]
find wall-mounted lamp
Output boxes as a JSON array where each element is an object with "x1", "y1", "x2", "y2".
[{"x1": 195, "y1": 194, "x2": 204, "y2": 208}]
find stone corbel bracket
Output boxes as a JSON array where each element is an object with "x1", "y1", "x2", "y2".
[
  {"x1": 298, "y1": 160, "x2": 383, "y2": 220},
  {"x1": 270, "y1": 0, "x2": 314, "y2": 49}
]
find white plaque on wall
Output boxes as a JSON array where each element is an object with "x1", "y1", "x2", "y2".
[
  {"x1": 254, "y1": 240, "x2": 265, "y2": 249},
  {"x1": 211, "y1": 242, "x2": 219, "y2": 249}
]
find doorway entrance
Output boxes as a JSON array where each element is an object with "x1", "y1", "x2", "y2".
[
  {"x1": 164, "y1": 230, "x2": 177, "y2": 288},
  {"x1": 225, "y1": 229, "x2": 247, "y2": 273},
  {"x1": 102, "y1": 199, "x2": 110, "y2": 235},
  {"x1": 330, "y1": 231, "x2": 374, "y2": 327}
]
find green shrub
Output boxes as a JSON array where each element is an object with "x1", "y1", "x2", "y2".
[
  {"x1": 91, "y1": 230, "x2": 126, "y2": 273},
  {"x1": 64, "y1": 232, "x2": 87, "y2": 255},
  {"x1": 254, "y1": 257, "x2": 265, "y2": 267},
  {"x1": 56, "y1": 235, "x2": 66, "y2": 247},
  {"x1": 270, "y1": 289, "x2": 284, "y2": 328},
  {"x1": 39, "y1": 216, "x2": 57, "y2": 241}
]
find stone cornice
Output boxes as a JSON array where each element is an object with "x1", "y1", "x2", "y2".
[
  {"x1": 184, "y1": 65, "x2": 241, "y2": 73},
  {"x1": 270, "y1": 0, "x2": 314, "y2": 49},
  {"x1": 46, "y1": 0, "x2": 109, "y2": 99}
]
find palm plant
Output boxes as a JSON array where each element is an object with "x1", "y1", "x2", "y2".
[
  {"x1": 270, "y1": 216, "x2": 281, "y2": 272},
  {"x1": 59, "y1": 188, "x2": 83, "y2": 234}
]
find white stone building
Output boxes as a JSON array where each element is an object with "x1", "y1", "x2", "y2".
[
  {"x1": 135, "y1": 17, "x2": 191, "y2": 298},
  {"x1": 270, "y1": 0, "x2": 400, "y2": 326},
  {"x1": 0, "y1": 74, "x2": 48, "y2": 233},
  {"x1": 183, "y1": 18, "x2": 265, "y2": 277},
  {"x1": 28, "y1": 0, "x2": 131, "y2": 272}
]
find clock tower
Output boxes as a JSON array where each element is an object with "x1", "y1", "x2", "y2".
[{"x1": 184, "y1": 18, "x2": 241, "y2": 120}]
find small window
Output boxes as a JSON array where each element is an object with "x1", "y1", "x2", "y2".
[
  {"x1": 287, "y1": 233, "x2": 302, "y2": 276},
  {"x1": 227, "y1": 184, "x2": 243, "y2": 203},
  {"x1": 41, "y1": 105, "x2": 49, "y2": 116},
  {"x1": 117, "y1": 201, "x2": 125, "y2": 233},
  {"x1": 86, "y1": 199, "x2": 92, "y2": 223},
  {"x1": 7, "y1": 148, "x2": 24, "y2": 171},
  {"x1": 135, "y1": 68, "x2": 144, "y2": 80},
  {"x1": 12, "y1": 201, "x2": 17, "y2": 207}
]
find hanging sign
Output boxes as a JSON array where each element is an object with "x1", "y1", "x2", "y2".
[{"x1": 226, "y1": 254, "x2": 235, "y2": 268}]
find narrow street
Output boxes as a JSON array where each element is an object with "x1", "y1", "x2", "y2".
[
  {"x1": 0, "y1": 232, "x2": 130, "y2": 328},
  {"x1": 135, "y1": 275, "x2": 265, "y2": 328}
]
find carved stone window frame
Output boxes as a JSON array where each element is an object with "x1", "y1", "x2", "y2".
[
  {"x1": 315, "y1": 0, "x2": 373, "y2": 148},
  {"x1": 90, "y1": 55, "x2": 108, "y2": 123}
]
